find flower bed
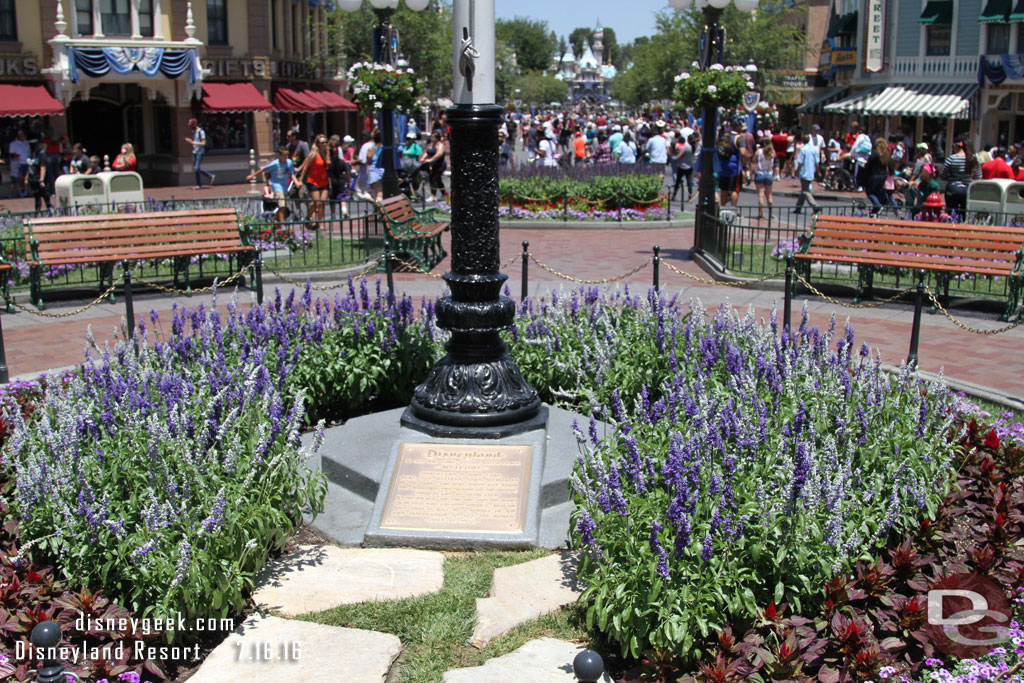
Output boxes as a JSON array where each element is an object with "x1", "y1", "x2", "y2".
[{"x1": 499, "y1": 165, "x2": 664, "y2": 211}]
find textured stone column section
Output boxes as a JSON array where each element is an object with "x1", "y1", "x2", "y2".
[{"x1": 403, "y1": 104, "x2": 541, "y2": 438}]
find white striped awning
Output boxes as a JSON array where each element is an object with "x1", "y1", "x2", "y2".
[
  {"x1": 823, "y1": 83, "x2": 977, "y2": 119},
  {"x1": 796, "y1": 87, "x2": 849, "y2": 113}
]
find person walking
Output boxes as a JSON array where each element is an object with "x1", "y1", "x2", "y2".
[
  {"x1": 670, "y1": 133, "x2": 694, "y2": 202},
  {"x1": 420, "y1": 131, "x2": 447, "y2": 202},
  {"x1": 298, "y1": 134, "x2": 332, "y2": 226},
  {"x1": 7, "y1": 130, "x2": 30, "y2": 197},
  {"x1": 246, "y1": 145, "x2": 299, "y2": 224},
  {"x1": 328, "y1": 134, "x2": 352, "y2": 220},
  {"x1": 858, "y1": 137, "x2": 894, "y2": 215},
  {"x1": 186, "y1": 118, "x2": 214, "y2": 189},
  {"x1": 615, "y1": 131, "x2": 637, "y2": 165},
  {"x1": 23, "y1": 143, "x2": 52, "y2": 212},
  {"x1": 754, "y1": 135, "x2": 775, "y2": 219},
  {"x1": 793, "y1": 133, "x2": 820, "y2": 215},
  {"x1": 714, "y1": 123, "x2": 744, "y2": 208}
]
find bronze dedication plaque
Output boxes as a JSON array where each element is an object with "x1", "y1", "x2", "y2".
[{"x1": 379, "y1": 443, "x2": 533, "y2": 533}]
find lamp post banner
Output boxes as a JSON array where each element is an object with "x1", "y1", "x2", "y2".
[
  {"x1": 864, "y1": 0, "x2": 886, "y2": 73},
  {"x1": 453, "y1": 0, "x2": 496, "y2": 104}
]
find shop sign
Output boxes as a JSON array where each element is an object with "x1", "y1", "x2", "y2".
[
  {"x1": 819, "y1": 41, "x2": 858, "y2": 79},
  {"x1": 0, "y1": 55, "x2": 40, "y2": 78},
  {"x1": 202, "y1": 57, "x2": 334, "y2": 82},
  {"x1": 864, "y1": 0, "x2": 886, "y2": 73}
]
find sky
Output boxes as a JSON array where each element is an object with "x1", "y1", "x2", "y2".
[{"x1": 494, "y1": 0, "x2": 663, "y2": 45}]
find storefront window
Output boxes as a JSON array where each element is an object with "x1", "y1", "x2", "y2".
[
  {"x1": 153, "y1": 105, "x2": 172, "y2": 154},
  {"x1": 101, "y1": 0, "x2": 131, "y2": 37},
  {"x1": 76, "y1": 0, "x2": 93, "y2": 36},
  {"x1": 926, "y1": 25, "x2": 951, "y2": 56},
  {"x1": 1017, "y1": 25, "x2": 1024, "y2": 53},
  {"x1": 200, "y1": 113, "x2": 251, "y2": 154},
  {"x1": 0, "y1": 0, "x2": 16, "y2": 41},
  {"x1": 207, "y1": 0, "x2": 227, "y2": 45},
  {"x1": 987, "y1": 23, "x2": 1010, "y2": 54}
]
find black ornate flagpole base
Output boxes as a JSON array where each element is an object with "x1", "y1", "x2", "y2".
[{"x1": 401, "y1": 104, "x2": 542, "y2": 438}]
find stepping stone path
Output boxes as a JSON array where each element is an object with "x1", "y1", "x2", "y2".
[
  {"x1": 187, "y1": 614, "x2": 401, "y2": 683},
  {"x1": 443, "y1": 637, "x2": 613, "y2": 682},
  {"x1": 470, "y1": 551, "x2": 582, "y2": 647},
  {"x1": 253, "y1": 545, "x2": 444, "y2": 616}
]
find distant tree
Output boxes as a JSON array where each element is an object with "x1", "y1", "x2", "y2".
[
  {"x1": 558, "y1": 35, "x2": 568, "y2": 62},
  {"x1": 569, "y1": 27, "x2": 591, "y2": 59},
  {"x1": 512, "y1": 72, "x2": 569, "y2": 106},
  {"x1": 601, "y1": 27, "x2": 620, "y2": 67},
  {"x1": 496, "y1": 17, "x2": 558, "y2": 73},
  {"x1": 325, "y1": 1, "x2": 452, "y2": 99}
]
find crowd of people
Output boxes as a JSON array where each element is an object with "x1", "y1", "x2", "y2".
[{"x1": 5, "y1": 129, "x2": 137, "y2": 211}]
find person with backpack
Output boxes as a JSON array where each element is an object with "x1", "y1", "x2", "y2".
[
  {"x1": 714, "y1": 123, "x2": 745, "y2": 207},
  {"x1": 185, "y1": 118, "x2": 215, "y2": 189}
]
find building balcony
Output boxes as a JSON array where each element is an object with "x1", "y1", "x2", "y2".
[{"x1": 890, "y1": 55, "x2": 979, "y2": 81}]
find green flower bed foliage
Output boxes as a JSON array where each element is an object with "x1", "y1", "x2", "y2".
[
  {"x1": 511, "y1": 288, "x2": 959, "y2": 666},
  {"x1": 285, "y1": 279, "x2": 441, "y2": 425},
  {"x1": 1, "y1": 296, "x2": 328, "y2": 643},
  {"x1": 499, "y1": 166, "x2": 663, "y2": 208}
]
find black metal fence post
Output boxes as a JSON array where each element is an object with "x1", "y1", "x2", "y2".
[
  {"x1": 563, "y1": 186, "x2": 568, "y2": 223},
  {"x1": 254, "y1": 253, "x2": 264, "y2": 305},
  {"x1": 908, "y1": 269, "x2": 926, "y2": 367},
  {"x1": 521, "y1": 240, "x2": 529, "y2": 302},
  {"x1": 653, "y1": 245, "x2": 660, "y2": 292},
  {"x1": 384, "y1": 240, "x2": 394, "y2": 298},
  {"x1": 573, "y1": 649, "x2": 605, "y2": 683},
  {"x1": 784, "y1": 255, "x2": 793, "y2": 336},
  {"x1": 0, "y1": 307, "x2": 8, "y2": 384},
  {"x1": 617, "y1": 188, "x2": 623, "y2": 223},
  {"x1": 122, "y1": 265, "x2": 135, "y2": 341},
  {"x1": 30, "y1": 621, "x2": 73, "y2": 682}
]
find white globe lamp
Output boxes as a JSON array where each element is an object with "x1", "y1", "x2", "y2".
[
  {"x1": 707, "y1": 0, "x2": 731, "y2": 8},
  {"x1": 668, "y1": 0, "x2": 694, "y2": 9},
  {"x1": 368, "y1": 0, "x2": 399, "y2": 9},
  {"x1": 734, "y1": 0, "x2": 759, "y2": 10},
  {"x1": 405, "y1": 0, "x2": 430, "y2": 9},
  {"x1": 337, "y1": 0, "x2": 362, "y2": 10}
]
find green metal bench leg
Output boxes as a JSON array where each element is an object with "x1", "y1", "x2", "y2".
[{"x1": 30, "y1": 265, "x2": 43, "y2": 310}]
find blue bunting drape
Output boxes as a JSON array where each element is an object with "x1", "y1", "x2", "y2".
[
  {"x1": 67, "y1": 47, "x2": 200, "y2": 85},
  {"x1": 976, "y1": 54, "x2": 1024, "y2": 85}
]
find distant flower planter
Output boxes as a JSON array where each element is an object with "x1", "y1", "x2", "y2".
[{"x1": 673, "y1": 63, "x2": 752, "y2": 112}]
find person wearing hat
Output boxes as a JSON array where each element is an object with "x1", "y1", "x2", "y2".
[
  {"x1": 341, "y1": 135, "x2": 356, "y2": 162},
  {"x1": 572, "y1": 129, "x2": 587, "y2": 165},
  {"x1": 608, "y1": 124, "x2": 624, "y2": 159},
  {"x1": 910, "y1": 143, "x2": 933, "y2": 182},
  {"x1": 185, "y1": 118, "x2": 215, "y2": 189},
  {"x1": 913, "y1": 163, "x2": 941, "y2": 211}
]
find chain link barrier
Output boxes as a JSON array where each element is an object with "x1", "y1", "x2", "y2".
[
  {"x1": 793, "y1": 271, "x2": 916, "y2": 309},
  {"x1": 925, "y1": 288, "x2": 1024, "y2": 335},
  {"x1": 3, "y1": 282, "x2": 119, "y2": 318},
  {"x1": 662, "y1": 261, "x2": 785, "y2": 287},
  {"x1": 261, "y1": 256, "x2": 383, "y2": 290},
  {"x1": 529, "y1": 254, "x2": 651, "y2": 284},
  {"x1": 134, "y1": 263, "x2": 250, "y2": 295}
]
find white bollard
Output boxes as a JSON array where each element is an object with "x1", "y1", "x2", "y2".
[
  {"x1": 248, "y1": 148, "x2": 261, "y2": 195},
  {"x1": 103, "y1": 154, "x2": 111, "y2": 171}
]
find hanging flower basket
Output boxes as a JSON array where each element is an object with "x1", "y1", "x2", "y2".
[
  {"x1": 672, "y1": 63, "x2": 753, "y2": 112},
  {"x1": 346, "y1": 61, "x2": 425, "y2": 115}
]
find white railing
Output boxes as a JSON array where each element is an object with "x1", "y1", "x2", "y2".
[{"x1": 891, "y1": 55, "x2": 979, "y2": 80}]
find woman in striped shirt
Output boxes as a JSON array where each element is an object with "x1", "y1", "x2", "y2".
[{"x1": 940, "y1": 139, "x2": 981, "y2": 212}]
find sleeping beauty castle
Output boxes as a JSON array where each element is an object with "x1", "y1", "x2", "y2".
[{"x1": 553, "y1": 25, "x2": 619, "y2": 104}]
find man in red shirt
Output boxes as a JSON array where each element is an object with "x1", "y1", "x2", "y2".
[
  {"x1": 771, "y1": 129, "x2": 790, "y2": 179},
  {"x1": 982, "y1": 148, "x2": 1013, "y2": 179}
]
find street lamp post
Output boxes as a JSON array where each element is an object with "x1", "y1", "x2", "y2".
[
  {"x1": 339, "y1": 0, "x2": 429, "y2": 198},
  {"x1": 401, "y1": 0, "x2": 542, "y2": 437},
  {"x1": 668, "y1": 0, "x2": 758, "y2": 254}
]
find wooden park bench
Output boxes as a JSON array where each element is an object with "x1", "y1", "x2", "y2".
[
  {"x1": 376, "y1": 194, "x2": 449, "y2": 271},
  {"x1": 24, "y1": 208, "x2": 255, "y2": 310},
  {"x1": 794, "y1": 214, "x2": 1024, "y2": 320}
]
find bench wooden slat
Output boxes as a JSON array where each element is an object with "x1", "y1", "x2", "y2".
[
  {"x1": 794, "y1": 252, "x2": 1011, "y2": 277},
  {"x1": 799, "y1": 247, "x2": 1015, "y2": 273},
  {"x1": 25, "y1": 208, "x2": 235, "y2": 225},
  {"x1": 815, "y1": 213, "x2": 1024, "y2": 236},
  {"x1": 806, "y1": 240, "x2": 1018, "y2": 264},
  {"x1": 34, "y1": 240, "x2": 253, "y2": 263},
  {"x1": 27, "y1": 218, "x2": 239, "y2": 238},
  {"x1": 811, "y1": 225, "x2": 1024, "y2": 247},
  {"x1": 36, "y1": 231, "x2": 245, "y2": 250}
]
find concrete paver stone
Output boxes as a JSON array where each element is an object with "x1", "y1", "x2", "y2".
[
  {"x1": 186, "y1": 613, "x2": 401, "y2": 683},
  {"x1": 470, "y1": 551, "x2": 582, "y2": 648},
  {"x1": 444, "y1": 637, "x2": 613, "y2": 682},
  {"x1": 253, "y1": 545, "x2": 444, "y2": 616}
]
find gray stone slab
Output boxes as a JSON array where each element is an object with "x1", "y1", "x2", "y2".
[
  {"x1": 253, "y1": 546, "x2": 443, "y2": 616},
  {"x1": 363, "y1": 426, "x2": 548, "y2": 549},
  {"x1": 443, "y1": 637, "x2": 613, "y2": 683},
  {"x1": 186, "y1": 614, "x2": 400, "y2": 683},
  {"x1": 470, "y1": 551, "x2": 581, "y2": 648},
  {"x1": 305, "y1": 480, "x2": 374, "y2": 547},
  {"x1": 539, "y1": 501, "x2": 573, "y2": 550}
]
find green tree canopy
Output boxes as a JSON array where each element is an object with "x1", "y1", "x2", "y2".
[
  {"x1": 512, "y1": 72, "x2": 569, "y2": 106},
  {"x1": 324, "y1": 1, "x2": 453, "y2": 100},
  {"x1": 496, "y1": 17, "x2": 558, "y2": 73},
  {"x1": 610, "y1": 4, "x2": 807, "y2": 108},
  {"x1": 568, "y1": 27, "x2": 591, "y2": 59}
]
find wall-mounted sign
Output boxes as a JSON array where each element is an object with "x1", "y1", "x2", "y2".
[
  {"x1": 0, "y1": 55, "x2": 40, "y2": 78},
  {"x1": 864, "y1": 0, "x2": 886, "y2": 73},
  {"x1": 819, "y1": 40, "x2": 858, "y2": 79},
  {"x1": 202, "y1": 57, "x2": 337, "y2": 82}
]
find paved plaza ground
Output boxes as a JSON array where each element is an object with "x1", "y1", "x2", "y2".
[{"x1": 2, "y1": 183, "x2": 1020, "y2": 404}]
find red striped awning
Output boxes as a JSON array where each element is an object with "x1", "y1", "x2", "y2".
[
  {"x1": 272, "y1": 86, "x2": 326, "y2": 113},
  {"x1": 273, "y1": 86, "x2": 358, "y2": 112},
  {"x1": 308, "y1": 88, "x2": 358, "y2": 111},
  {"x1": 0, "y1": 84, "x2": 64, "y2": 117},
  {"x1": 200, "y1": 82, "x2": 273, "y2": 112}
]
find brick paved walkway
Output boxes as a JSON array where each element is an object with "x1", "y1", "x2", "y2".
[{"x1": 1, "y1": 202, "x2": 1021, "y2": 401}]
